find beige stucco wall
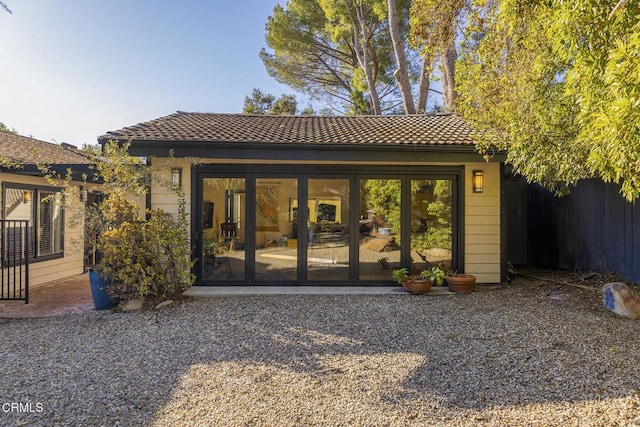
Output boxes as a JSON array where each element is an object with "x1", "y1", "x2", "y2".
[{"x1": 150, "y1": 158, "x2": 502, "y2": 284}]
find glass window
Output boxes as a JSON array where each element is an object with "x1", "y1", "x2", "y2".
[
  {"x1": 38, "y1": 191, "x2": 64, "y2": 256},
  {"x1": 3, "y1": 185, "x2": 64, "y2": 261}
]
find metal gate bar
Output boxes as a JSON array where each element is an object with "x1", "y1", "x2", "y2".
[{"x1": 1, "y1": 219, "x2": 29, "y2": 304}]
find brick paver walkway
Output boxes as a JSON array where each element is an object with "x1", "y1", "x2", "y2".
[{"x1": 0, "y1": 273, "x2": 94, "y2": 319}]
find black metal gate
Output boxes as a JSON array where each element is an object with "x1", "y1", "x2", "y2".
[{"x1": 0, "y1": 219, "x2": 29, "y2": 304}]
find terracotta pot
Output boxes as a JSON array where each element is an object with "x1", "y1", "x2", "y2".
[
  {"x1": 402, "y1": 276, "x2": 433, "y2": 294},
  {"x1": 446, "y1": 274, "x2": 476, "y2": 293}
]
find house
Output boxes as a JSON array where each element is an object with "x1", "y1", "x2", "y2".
[
  {"x1": 100, "y1": 112, "x2": 506, "y2": 286},
  {"x1": 0, "y1": 131, "x2": 94, "y2": 294}
]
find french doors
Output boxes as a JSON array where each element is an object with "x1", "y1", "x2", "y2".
[{"x1": 195, "y1": 168, "x2": 461, "y2": 285}]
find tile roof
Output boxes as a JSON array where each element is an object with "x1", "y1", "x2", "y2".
[
  {"x1": 0, "y1": 131, "x2": 95, "y2": 166},
  {"x1": 100, "y1": 112, "x2": 477, "y2": 146}
]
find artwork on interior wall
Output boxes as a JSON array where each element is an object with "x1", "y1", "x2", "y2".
[
  {"x1": 256, "y1": 183, "x2": 280, "y2": 231},
  {"x1": 289, "y1": 197, "x2": 342, "y2": 224}
]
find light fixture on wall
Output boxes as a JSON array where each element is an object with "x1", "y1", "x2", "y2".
[
  {"x1": 472, "y1": 170, "x2": 483, "y2": 193},
  {"x1": 23, "y1": 191, "x2": 32, "y2": 203},
  {"x1": 171, "y1": 167, "x2": 182, "y2": 189},
  {"x1": 80, "y1": 187, "x2": 88, "y2": 203}
]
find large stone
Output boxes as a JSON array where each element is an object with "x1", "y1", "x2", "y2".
[
  {"x1": 121, "y1": 298, "x2": 144, "y2": 312},
  {"x1": 602, "y1": 282, "x2": 640, "y2": 320},
  {"x1": 155, "y1": 300, "x2": 174, "y2": 310}
]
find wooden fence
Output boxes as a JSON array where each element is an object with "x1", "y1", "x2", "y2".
[{"x1": 506, "y1": 178, "x2": 640, "y2": 283}]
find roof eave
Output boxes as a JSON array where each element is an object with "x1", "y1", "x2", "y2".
[{"x1": 105, "y1": 138, "x2": 505, "y2": 163}]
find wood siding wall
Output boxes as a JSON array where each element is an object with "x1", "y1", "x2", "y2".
[
  {"x1": 150, "y1": 158, "x2": 192, "y2": 227},
  {"x1": 0, "y1": 173, "x2": 85, "y2": 288},
  {"x1": 464, "y1": 163, "x2": 501, "y2": 283},
  {"x1": 151, "y1": 159, "x2": 503, "y2": 284},
  {"x1": 509, "y1": 179, "x2": 640, "y2": 282}
]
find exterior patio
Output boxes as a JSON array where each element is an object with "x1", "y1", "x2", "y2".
[{"x1": 0, "y1": 273, "x2": 93, "y2": 318}]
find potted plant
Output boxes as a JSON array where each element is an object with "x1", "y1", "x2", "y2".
[
  {"x1": 445, "y1": 272, "x2": 477, "y2": 293},
  {"x1": 391, "y1": 267, "x2": 433, "y2": 294},
  {"x1": 423, "y1": 265, "x2": 447, "y2": 287},
  {"x1": 88, "y1": 267, "x2": 117, "y2": 310},
  {"x1": 85, "y1": 199, "x2": 120, "y2": 310},
  {"x1": 86, "y1": 142, "x2": 194, "y2": 310}
]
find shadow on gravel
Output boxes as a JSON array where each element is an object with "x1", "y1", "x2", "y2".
[{"x1": 1, "y1": 278, "x2": 639, "y2": 425}]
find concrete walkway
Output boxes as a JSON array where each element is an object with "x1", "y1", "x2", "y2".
[
  {"x1": 1, "y1": 276, "x2": 456, "y2": 319},
  {"x1": 184, "y1": 286, "x2": 456, "y2": 297}
]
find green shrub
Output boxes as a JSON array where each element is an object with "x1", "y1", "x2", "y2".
[{"x1": 98, "y1": 195, "x2": 194, "y2": 304}]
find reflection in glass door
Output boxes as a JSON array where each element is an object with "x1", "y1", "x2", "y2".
[
  {"x1": 255, "y1": 178, "x2": 298, "y2": 281},
  {"x1": 307, "y1": 178, "x2": 350, "y2": 281},
  {"x1": 201, "y1": 178, "x2": 246, "y2": 281},
  {"x1": 359, "y1": 179, "x2": 402, "y2": 281},
  {"x1": 410, "y1": 179, "x2": 453, "y2": 272}
]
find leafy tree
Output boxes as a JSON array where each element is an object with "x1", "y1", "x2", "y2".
[
  {"x1": 387, "y1": 0, "x2": 431, "y2": 114},
  {"x1": 81, "y1": 143, "x2": 102, "y2": 156},
  {"x1": 319, "y1": 0, "x2": 389, "y2": 114},
  {"x1": 261, "y1": 0, "x2": 361, "y2": 113},
  {"x1": 409, "y1": 0, "x2": 471, "y2": 111},
  {"x1": 0, "y1": 122, "x2": 17, "y2": 134},
  {"x1": 262, "y1": 0, "x2": 429, "y2": 115},
  {"x1": 270, "y1": 94, "x2": 298, "y2": 115},
  {"x1": 456, "y1": 0, "x2": 640, "y2": 201},
  {"x1": 243, "y1": 88, "x2": 297, "y2": 115}
]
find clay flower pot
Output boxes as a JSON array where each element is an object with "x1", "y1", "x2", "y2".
[
  {"x1": 446, "y1": 274, "x2": 476, "y2": 293},
  {"x1": 402, "y1": 276, "x2": 433, "y2": 294}
]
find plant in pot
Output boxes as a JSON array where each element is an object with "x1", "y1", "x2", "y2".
[
  {"x1": 391, "y1": 267, "x2": 433, "y2": 294},
  {"x1": 88, "y1": 194, "x2": 140, "y2": 309},
  {"x1": 88, "y1": 141, "x2": 194, "y2": 310},
  {"x1": 445, "y1": 271, "x2": 477, "y2": 293},
  {"x1": 423, "y1": 265, "x2": 447, "y2": 287}
]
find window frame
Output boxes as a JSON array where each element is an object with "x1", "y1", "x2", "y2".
[{"x1": 2, "y1": 182, "x2": 65, "y2": 263}]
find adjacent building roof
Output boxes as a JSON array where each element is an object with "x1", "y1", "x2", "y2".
[
  {"x1": 100, "y1": 112, "x2": 477, "y2": 146},
  {"x1": 0, "y1": 131, "x2": 94, "y2": 166}
]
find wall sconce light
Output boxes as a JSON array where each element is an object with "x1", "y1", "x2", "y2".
[
  {"x1": 23, "y1": 191, "x2": 32, "y2": 203},
  {"x1": 80, "y1": 187, "x2": 88, "y2": 203},
  {"x1": 171, "y1": 167, "x2": 182, "y2": 189},
  {"x1": 472, "y1": 170, "x2": 484, "y2": 193}
]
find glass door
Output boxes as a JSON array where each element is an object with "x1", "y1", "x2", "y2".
[
  {"x1": 201, "y1": 178, "x2": 246, "y2": 281},
  {"x1": 306, "y1": 178, "x2": 350, "y2": 282},
  {"x1": 196, "y1": 168, "x2": 460, "y2": 285},
  {"x1": 410, "y1": 179, "x2": 454, "y2": 272},
  {"x1": 358, "y1": 178, "x2": 402, "y2": 281},
  {"x1": 255, "y1": 178, "x2": 299, "y2": 282}
]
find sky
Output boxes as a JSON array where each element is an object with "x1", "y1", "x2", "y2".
[{"x1": 0, "y1": 0, "x2": 300, "y2": 146}]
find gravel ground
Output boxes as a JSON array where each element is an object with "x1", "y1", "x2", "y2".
[{"x1": 2, "y1": 274, "x2": 640, "y2": 426}]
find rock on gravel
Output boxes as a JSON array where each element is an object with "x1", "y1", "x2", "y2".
[{"x1": 1, "y1": 277, "x2": 640, "y2": 426}]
